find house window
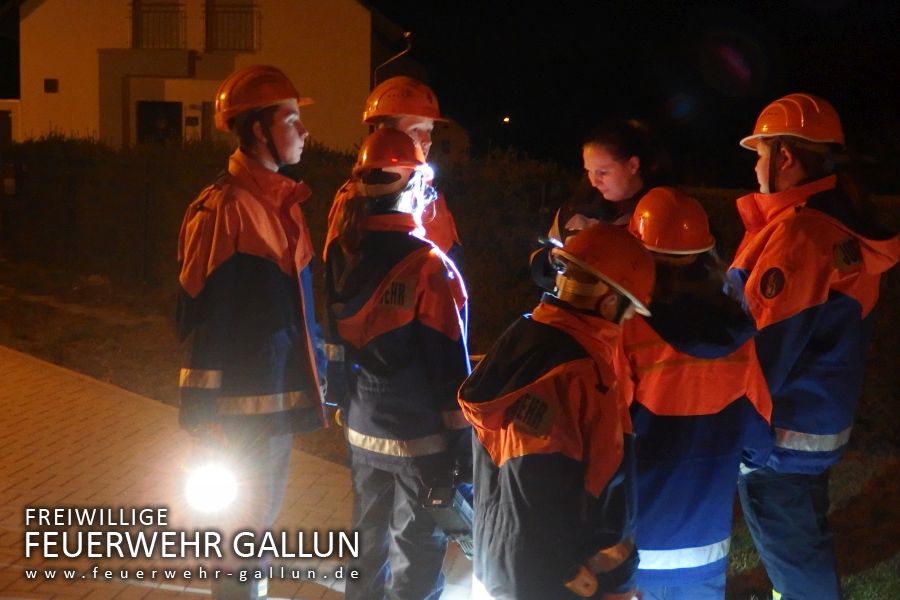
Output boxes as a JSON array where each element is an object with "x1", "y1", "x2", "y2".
[
  {"x1": 206, "y1": 1, "x2": 261, "y2": 52},
  {"x1": 132, "y1": 1, "x2": 186, "y2": 49}
]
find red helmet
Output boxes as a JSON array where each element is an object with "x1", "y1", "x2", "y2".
[
  {"x1": 353, "y1": 128, "x2": 424, "y2": 175},
  {"x1": 552, "y1": 223, "x2": 655, "y2": 316},
  {"x1": 740, "y1": 93, "x2": 844, "y2": 150},
  {"x1": 214, "y1": 65, "x2": 312, "y2": 132},
  {"x1": 362, "y1": 76, "x2": 446, "y2": 123},
  {"x1": 628, "y1": 187, "x2": 715, "y2": 255}
]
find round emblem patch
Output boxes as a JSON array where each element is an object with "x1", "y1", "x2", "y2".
[{"x1": 760, "y1": 267, "x2": 785, "y2": 299}]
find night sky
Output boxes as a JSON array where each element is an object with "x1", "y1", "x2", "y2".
[
  {"x1": 368, "y1": 0, "x2": 900, "y2": 191},
  {"x1": 2, "y1": 1, "x2": 899, "y2": 190}
]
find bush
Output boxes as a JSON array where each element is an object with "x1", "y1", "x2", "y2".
[{"x1": 1, "y1": 137, "x2": 897, "y2": 449}]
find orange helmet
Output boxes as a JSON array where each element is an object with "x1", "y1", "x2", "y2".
[
  {"x1": 552, "y1": 223, "x2": 655, "y2": 316},
  {"x1": 362, "y1": 76, "x2": 446, "y2": 123},
  {"x1": 353, "y1": 128, "x2": 431, "y2": 199},
  {"x1": 740, "y1": 93, "x2": 844, "y2": 150},
  {"x1": 628, "y1": 187, "x2": 715, "y2": 255},
  {"x1": 214, "y1": 65, "x2": 312, "y2": 132},
  {"x1": 353, "y1": 128, "x2": 424, "y2": 175}
]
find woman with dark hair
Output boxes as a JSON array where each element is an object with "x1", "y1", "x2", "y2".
[
  {"x1": 531, "y1": 118, "x2": 673, "y2": 290},
  {"x1": 324, "y1": 128, "x2": 472, "y2": 600}
]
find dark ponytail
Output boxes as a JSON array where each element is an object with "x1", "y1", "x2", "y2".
[{"x1": 336, "y1": 195, "x2": 371, "y2": 256}]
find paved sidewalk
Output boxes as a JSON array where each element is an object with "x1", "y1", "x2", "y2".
[{"x1": 0, "y1": 346, "x2": 471, "y2": 599}]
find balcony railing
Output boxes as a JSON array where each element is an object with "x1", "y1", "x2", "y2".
[
  {"x1": 206, "y1": 3, "x2": 261, "y2": 52},
  {"x1": 132, "y1": 2, "x2": 186, "y2": 49}
]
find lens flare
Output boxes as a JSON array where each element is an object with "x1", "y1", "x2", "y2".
[{"x1": 185, "y1": 463, "x2": 237, "y2": 513}]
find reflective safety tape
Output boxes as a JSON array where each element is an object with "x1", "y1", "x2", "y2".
[
  {"x1": 216, "y1": 390, "x2": 313, "y2": 415},
  {"x1": 774, "y1": 425, "x2": 852, "y2": 452},
  {"x1": 179, "y1": 368, "x2": 222, "y2": 389},
  {"x1": 585, "y1": 538, "x2": 635, "y2": 573},
  {"x1": 443, "y1": 409, "x2": 471, "y2": 430},
  {"x1": 638, "y1": 538, "x2": 730, "y2": 570},
  {"x1": 346, "y1": 427, "x2": 449, "y2": 457}
]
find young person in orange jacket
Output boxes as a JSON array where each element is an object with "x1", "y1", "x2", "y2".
[
  {"x1": 459, "y1": 223, "x2": 654, "y2": 600},
  {"x1": 176, "y1": 65, "x2": 326, "y2": 600},
  {"x1": 728, "y1": 93, "x2": 899, "y2": 600},
  {"x1": 324, "y1": 128, "x2": 471, "y2": 600},
  {"x1": 622, "y1": 187, "x2": 773, "y2": 599}
]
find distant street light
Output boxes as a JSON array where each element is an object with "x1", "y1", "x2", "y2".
[{"x1": 502, "y1": 116, "x2": 511, "y2": 124}]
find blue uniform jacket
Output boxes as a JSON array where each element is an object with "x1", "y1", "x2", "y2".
[
  {"x1": 325, "y1": 211, "x2": 471, "y2": 475},
  {"x1": 176, "y1": 150, "x2": 326, "y2": 434},
  {"x1": 728, "y1": 175, "x2": 899, "y2": 473},
  {"x1": 622, "y1": 280, "x2": 772, "y2": 586}
]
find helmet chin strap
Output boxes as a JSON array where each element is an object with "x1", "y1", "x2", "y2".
[
  {"x1": 258, "y1": 116, "x2": 284, "y2": 169},
  {"x1": 612, "y1": 296, "x2": 633, "y2": 324},
  {"x1": 766, "y1": 138, "x2": 781, "y2": 194}
]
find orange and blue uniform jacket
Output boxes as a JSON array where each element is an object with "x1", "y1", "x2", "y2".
[
  {"x1": 459, "y1": 297, "x2": 638, "y2": 599},
  {"x1": 176, "y1": 150, "x2": 326, "y2": 433},
  {"x1": 728, "y1": 175, "x2": 900, "y2": 473},
  {"x1": 622, "y1": 288, "x2": 772, "y2": 587},
  {"x1": 324, "y1": 179, "x2": 461, "y2": 264},
  {"x1": 325, "y1": 210, "x2": 471, "y2": 474}
]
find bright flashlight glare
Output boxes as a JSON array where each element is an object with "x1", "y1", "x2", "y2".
[{"x1": 185, "y1": 463, "x2": 237, "y2": 513}]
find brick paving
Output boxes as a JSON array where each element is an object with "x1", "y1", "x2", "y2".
[{"x1": 0, "y1": 346, "x2": 471, "y2": 599}]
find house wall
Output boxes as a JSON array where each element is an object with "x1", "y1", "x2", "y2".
[
  {"x1": 19, "y1": 0, "x2": 129, "y2": 140},
  {"x1": 17, "y1": 0, "x2": 372, "y2": 151},
  {"x1": 99, "y1": 49, "x2": 233, "y2": 146},
  {"x1": 233, "y1": 0, "x2": 372, "y2": 152}
]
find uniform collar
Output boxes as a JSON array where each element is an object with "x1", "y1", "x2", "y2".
[
  {"x1": 736, "y1": 175, "x2": 837, "y2": 233},
  {"x1": 228, "y1": 149, "x2": 311, "y2": 210},
  {"x1": 532, "y1": 296, "x2": 621, "y2": 350},
  {"x1": 363, "y1": 212, "x2": 420, "y2": 234}
]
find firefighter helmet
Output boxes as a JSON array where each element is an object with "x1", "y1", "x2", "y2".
[
  {"x1": 628, "y1": 187, "x2": 715, "y2": 255},
  {"x1": 214, "y1": 65, "x2": 312, "y2": 132},
  {"x1": 353, "y1": 128, "x2": 429, "y2": 199},
  {"x1": 552, "y1": 223, "x2": 655, "y2": 316},
  {"x1": 353, "y1": 128, "x2": 424, "y2": 175},
  {"x1": 362, "y1": 76, "x2": 446, "y2": 123},
  {"x1": 740, "y1": 93, "x2": 844, "y2": 150}
]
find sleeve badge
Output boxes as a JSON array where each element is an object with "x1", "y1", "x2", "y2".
[{"x1": 760, "y1": 267, "x2": 785, "y2": 299}]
